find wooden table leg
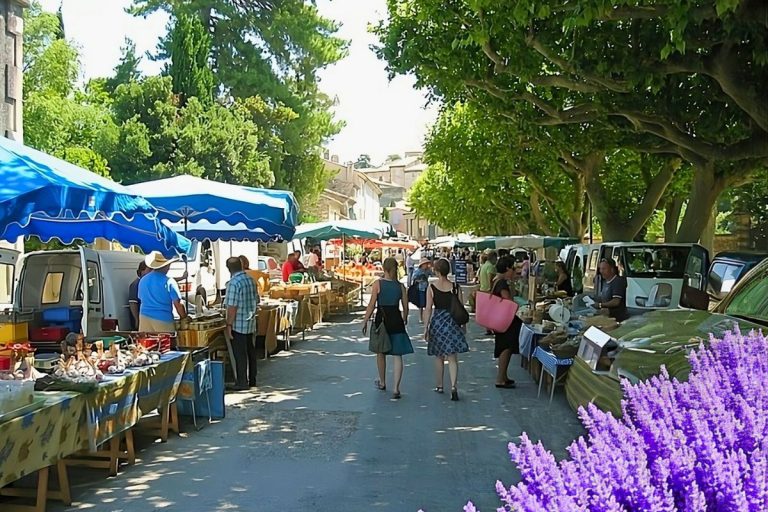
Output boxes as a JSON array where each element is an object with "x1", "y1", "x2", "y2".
[
  {"x1": 169, "y1": 401, "x2": 179, "y2": 434},
  {"x1": 108, "y1": 436, "x2": 120, "y2": 476},
  {"x1": 124, "y1": 428, "x2": 136, "y2": 465},
  {"x1": 56, "y1": 460, "x2": 71, "y2": 506}
]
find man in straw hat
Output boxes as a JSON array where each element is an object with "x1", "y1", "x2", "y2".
[{"x1": 138, "y1": 252, "x2": 188, "y2": 332}]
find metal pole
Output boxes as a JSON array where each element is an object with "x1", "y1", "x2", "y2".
[{"x1": 184, "y1": 216, "x2": 190, "y2": 307}]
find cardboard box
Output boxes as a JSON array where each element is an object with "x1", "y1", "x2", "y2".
[{"x1": 577, "y1": 326, "x2": 613, "y2": 370}]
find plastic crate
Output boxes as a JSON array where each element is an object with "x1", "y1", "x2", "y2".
[
  {"x1": 42, "y1": 307, "x2": 83, "y2": 324},
  {"x1": 0, "y1": 322, "x2": 28, "y2": 344},
  {"x1": 29, "y1": 326, "x2": 70, "y2": 342}
]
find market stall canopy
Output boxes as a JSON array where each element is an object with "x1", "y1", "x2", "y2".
[
  {"x1": 491, "y1": 235, "x2": 578, "y2": 251},
  {"x1": 127, "y1": 175, "x2": 298, "y2": 241},
  {"x1": 294, "y1": 220, "x2": 394, "y2": 241},
  {"x1": 164, "y1": 219, "x2": 277, "y2": 242},
  {"x1": 328, "y1": 238, "x2": 419, "y2": 250},
  {"x1": 0, "y1": 137, "x2": 191, "y2": 256}
]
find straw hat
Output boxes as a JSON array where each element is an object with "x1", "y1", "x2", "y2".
[
  {"x1": 418, "y1": 258, "x2": 431, "y2": 268},
  {"x1": 145, "y1": 251, "x2": 178, "y2": 270}
]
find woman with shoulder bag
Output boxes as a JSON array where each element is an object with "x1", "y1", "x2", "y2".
[
  {"x1": 424, "y1": 258, "x2": 469, "y2": 401},
  {"x1": 362, "y1": 257, "x2": 413, "y2": 399},
  {"x1": 491, "y1": 256, "x2": 523, "y2": 389}
]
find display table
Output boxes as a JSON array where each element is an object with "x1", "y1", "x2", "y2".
[
  {"x1": 269, "y1": 282, "x2": 331, "y2": 300},
  {"x1": 534, "y1": 346, "x2": 574, "y2": 402},
  {"x1": 0, "y1": 352, "x2": 190, "y2": 511},
  {"x1": 519, "y1": 323, "x2": 550, "y2": 369},
  {"x1": 0, "y1": 392, "x2": 84, "y2": 492},
  {"x1": 257, "y1": 303, "x2": 292, "y2": 356}
]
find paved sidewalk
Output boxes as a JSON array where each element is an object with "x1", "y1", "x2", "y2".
[{"x1": 52, "y1": 308, "x2": 583, "y2": 511}]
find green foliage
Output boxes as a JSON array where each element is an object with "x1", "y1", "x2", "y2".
[
  {"x1": 354, "y1": 154, "x2": 372, "y2": 169},
  {"x1": 23, "y1": 2, "x2": 115, "y2": 178},
  {"x1": 165, "y1": 13, "x2": 215, "y2": 105},
  {"x1": 104, "y1": 38, "x2": 142, "y2": 94},
  {"x1": 376, "y1": 0, "x2": 768, "y2": 242},
  {"x1": 130, "y1": 0, "x2": 349, "y2": 206},
  {"x1": 23, "y1": 2, "x2": 79, "y2": 99},
  {"x1": 104, "y1": 76, "x2": 272, "y2": 187}
]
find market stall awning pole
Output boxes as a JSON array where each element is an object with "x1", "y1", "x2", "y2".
[
  {"x1": 184, "y1": 216, "x2": 189, "y2": 307},
  {"x1": 343, "y1": 233, "x2": 349, "y2": 313}
]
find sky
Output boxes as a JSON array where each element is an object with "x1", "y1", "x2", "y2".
[{"x1": 40, "y1": 0, "x2": 438, "y2": 166}]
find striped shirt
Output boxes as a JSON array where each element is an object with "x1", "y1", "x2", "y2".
[{"x1": 224, "y1": 271, "x2": 260, "y2": 334}]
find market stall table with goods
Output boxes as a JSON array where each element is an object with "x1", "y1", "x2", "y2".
[{"x1": 0, "y1": 346, "x2": 192, "y2": 511}]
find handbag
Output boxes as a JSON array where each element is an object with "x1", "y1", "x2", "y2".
[
  {"x1": 476, "y1": 282, "x2": 519, "y2": 332},
  {"x1": 449, "y1": 283, "x2": 470, "y2": 326},
  {"x1": 368, "y1": 309, "x2": 392, "y2": 354},
  {"x1": 407, "y1": 282, "x2": 420, "y2": 306}
]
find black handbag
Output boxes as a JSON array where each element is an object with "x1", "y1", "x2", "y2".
[
  {"x1": 368, "y1": 309, "x2": 392, "y2": 354},
  {"x1": 449, "y1": 283, "x2": 470, "y2": 326}
]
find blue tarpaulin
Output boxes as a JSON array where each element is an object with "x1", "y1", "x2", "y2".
[
  {"x1": 0, "y1": 137, "x2": 191, "y2": 256},
  {"x1": 128, "y1": 175, "x2": 298, "y2": 242}
]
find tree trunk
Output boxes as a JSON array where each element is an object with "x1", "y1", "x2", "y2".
[
  {"x1": 699, "y1": 205, "x2": 717, "y2": 255},
  {"x1": 675, "y1": 162, "x2": 727, "y2": 243},
  {"x1": 664, "y1": 198, "x2": 684, "y2": 242},
  {"x1": 582, "y1": 152, "x2": 678, "y2": 241}
]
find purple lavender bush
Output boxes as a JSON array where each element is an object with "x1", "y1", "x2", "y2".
[{"x1": 479, "y1": 327, "x2": 768, "y2": 512}]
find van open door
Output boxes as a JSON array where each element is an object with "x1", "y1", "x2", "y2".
[
  {"x1": 0, "y1": 248, "x2": 20, "y2": 309},
  {"x1": 681, "y1": 244, "x2": 710, "y2": 310},
  {"x1": 79, "y1": 248, "x2": 103, "y2": 336}
]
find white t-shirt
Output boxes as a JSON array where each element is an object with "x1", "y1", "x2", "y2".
[{"x1": 307, "y1": 252, "x2": 319, "y2": 268}]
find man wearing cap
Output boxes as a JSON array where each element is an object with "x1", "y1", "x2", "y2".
[
  {"x1": 138, "y1": 252, "x2": 188, "y2": 332},
  {"x1": 128, "y1": 261, "x2": 150, "y2": 330},
  {"x1": 225, "y1": 256, "x2": 260, "y2": 390}
]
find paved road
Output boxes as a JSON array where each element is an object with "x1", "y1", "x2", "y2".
[{"x1": 54, "y1": 308, "x2": 582, "y2": 512}]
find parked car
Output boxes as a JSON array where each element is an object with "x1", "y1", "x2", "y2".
[
  {"x1": 566, "y1": 257, "x2": 768, "y2": 416},
  {"x1": 707, "y1": 251, "x2": 768, "y2": 303}
]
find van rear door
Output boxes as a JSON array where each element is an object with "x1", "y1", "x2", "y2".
[
  {"x1": 79, "y1": 248, "x2": 103, "y2": 336},
  {"x1": 0, "y1": 248, "x2": 19, "y2": 308}
]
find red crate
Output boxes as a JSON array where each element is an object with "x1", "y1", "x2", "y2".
[
  {"x1": 0, "y1": 356, "x2": 10, "y2": 371},
  {"x1": 29, "y1": 326, "x2": 70, "y2": 342},
  {"x1": 137, "y1": 333, "x2": 173, "y2": 354}
]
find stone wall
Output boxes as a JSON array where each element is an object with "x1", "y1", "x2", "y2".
[{"x1": 0, "y1": 0, "x2": 26, "y2": 139}]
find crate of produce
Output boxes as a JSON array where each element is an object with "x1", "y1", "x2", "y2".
[
  {"x1": 178, "y1": 328, "x2": 224, "y2": 349},
  {"x1": 0, "y1": 322, "x2": 28, "y2": 343},
  {"x1": 29, "y1": 326, "x2": 70, "y2": 342},
  {"x1": 136, "y1": 333, "x2": 175, "y2": 353}
]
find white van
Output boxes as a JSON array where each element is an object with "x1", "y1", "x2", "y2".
[
  {"x1": 584, "y1": 242, "x2": 710, "y2": 315},
  {"x1": 0, "y1": 247, "x2": 144, "y2": 338},
  {"x1": 561, "y1": 244, "x2": 601, "y2": 294},
  {"x1": 168, "y1": 240, "x2": 262, "y2": 304}
]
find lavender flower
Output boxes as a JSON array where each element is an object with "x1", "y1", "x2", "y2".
[{"x1": 482, "y1": 328, "x2": 768, "y2": 512}]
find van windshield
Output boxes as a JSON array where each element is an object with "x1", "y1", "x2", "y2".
[{"x1": 621, "y1": 246, "x2": 692, "y2": 278}]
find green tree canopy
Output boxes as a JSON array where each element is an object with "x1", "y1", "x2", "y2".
[
  {"x1": 165, "y1": 13, "x2": 215, "y2": 105},
  {"x1": 105, "y1": 76, "x2": 272, "y2": 187},
  {"x1": 377, "y1": 0, "x2": 768, "y2": 242},
  {"x1": 131, "y1": 0, "x2": 349, "y2": 206}
]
